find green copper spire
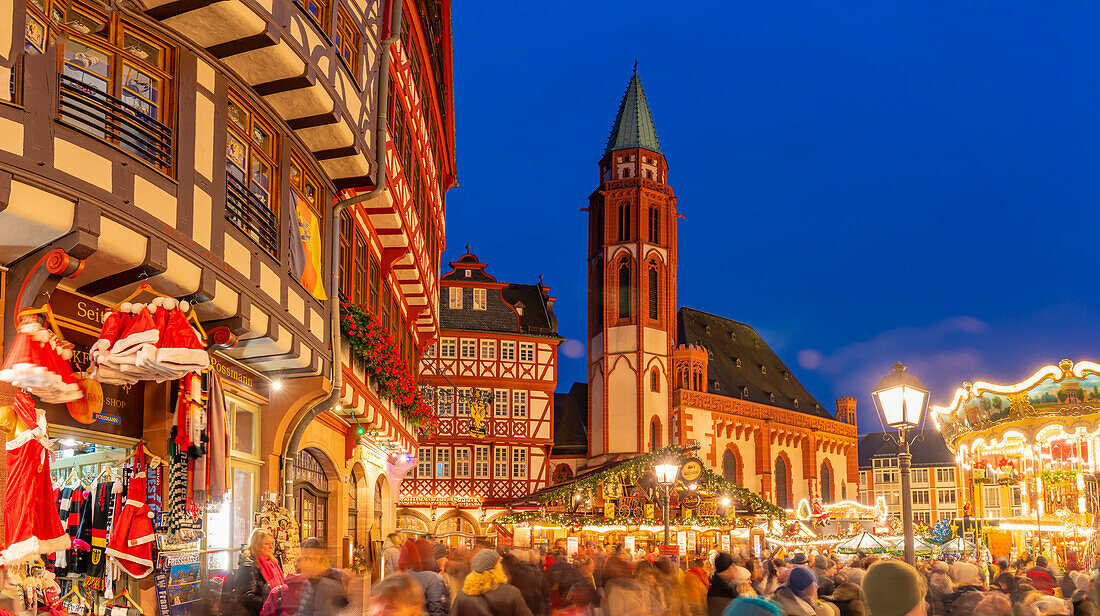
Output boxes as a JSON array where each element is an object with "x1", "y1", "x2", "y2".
[{"x1": 604, "y1": 68, "x2": 662, "y2": 156}]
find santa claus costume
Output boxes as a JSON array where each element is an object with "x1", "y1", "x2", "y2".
[
  {"x1": 105, "y1": 443, "x2": 156, "y2": 579},
  {"x1": 2, "y1": 391, "x2": 71, "y2": 565}
]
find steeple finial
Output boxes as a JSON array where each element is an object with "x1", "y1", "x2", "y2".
[
  {"x1": 465, "y1": 243, "x2": 470, "y2": 253},
  {"x1": 633, "y1": 59, "x2": 638, "y2": 75}
]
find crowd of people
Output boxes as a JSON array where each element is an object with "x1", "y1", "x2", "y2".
[
  {"x1": 368, "y1": 532, "x2": 1100, "y2": 616},
  {"x1": 213, "y1": 529, "x2": 1100, "y2": 616}
]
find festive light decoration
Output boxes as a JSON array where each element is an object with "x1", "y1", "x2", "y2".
[
  {"x1": 795, "y1": 498, "x2": 889, "y2": 524},
  {"x1": 340, "y1": 302, "x2": 437, "y2": 436},
  {"x1": 522, "y1": 443, "x2": 784, "y2": 519}
]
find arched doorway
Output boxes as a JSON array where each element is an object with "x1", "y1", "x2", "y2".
[
  {"x1": 436, "y1": 512, "x2": 477, "y2": 548},
  {"x1": 820, "y1": 461, "x2": 833, "y2": 504},
  {"x1": 723, "y1": 449, "x2": 739, "y2": 485},
  {"x1": 295, "y1": 448, "x2": 331, "y2": 544},
  {"x1": 396, "y1": 510, "x2": 429, "y2": 535},
  {"x1": 775, "y1": 456, "x2": 790, "y2": 509}
]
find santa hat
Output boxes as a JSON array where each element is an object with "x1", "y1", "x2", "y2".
[
  {"x1": 0, "y1": 319, "x2": 61, "y2": 389},
  {"x1": 35, "y1": 335, "x2": 81, "y2": 404},
  {"x1": 156, "y1": 303, "x2": 208, "y2": 372},
  {"x1": 111, "y1": 304, "x2": 159, "y2": 357}
]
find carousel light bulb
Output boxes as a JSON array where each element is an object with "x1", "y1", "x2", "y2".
[{"x1": 721, "y1": 497, "x2": 731, "y2": 507}]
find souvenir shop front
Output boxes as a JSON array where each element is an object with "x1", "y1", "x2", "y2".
[{"x1": 0, "y1": 285, "x2": 288, "y2": 616}]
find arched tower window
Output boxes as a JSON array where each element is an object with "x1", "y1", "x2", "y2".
[
  {"x1": 617, "y1": 202, "x2": 631, "y2": 241},
  {"x1": 617, "y1": 261, "x2": 631, "y2": 318},
  {"x1": 650, "y1": 368, "x2": 660, "y2": 392},
  {"x1": 820, "y1": 461, "x2": 833, "y2": 504},
  {"x1": 723, "y1": 449, "x2": 738, "y2": 485},
  {"x1": 649, "y1": 416, "x2": 661, "y2": 451},
  {"x1": 775, "y1": 456, "x2": 790, "y2": 509},
  {"x1": 648, "y1": 266, "x2": 658, "y2": 319},
  {"x1": 591, "y1": 265, "x2": 604, "y2": 330},
  {"x1": 648, "y1": 206, "x2": 660, "y2": 243}
]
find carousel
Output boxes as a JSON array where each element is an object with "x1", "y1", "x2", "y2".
[{"x1": 931, "y1": 359, "x2": 1100, "y2": 562}]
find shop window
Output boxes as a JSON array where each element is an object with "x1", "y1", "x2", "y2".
[
  {"x1": 226, "y1": 92, "x2": 279, "y2": 255},
  {"x1": 31, "y1": 1, "x2": 174, "y2": 170},
  {"x1": 294, "y1": 450, "x2": 330, "y2": 542},
  {"x1": 227, "y1": 394, "x2": 259, "y2": 456},
  {"x1": 396, "y1": 513, "x2": 427, "y2": 534},
  {"x1": 334, "y1": 5, "x2": 360, "y2": 77}
]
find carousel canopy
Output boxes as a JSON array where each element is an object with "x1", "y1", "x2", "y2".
[
  {"x1": 835, "y1": 532, "x2": 892, "y2": 554},
  {"x1": 937, "y1": 537, "x2": 976, "y2": 554},
  {"x1": 891, "y1": 536, "x2": 937, "y2": 555}
]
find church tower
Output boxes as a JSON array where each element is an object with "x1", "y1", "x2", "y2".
[{"x1": 587, "y1": 69, "x2": 679, "y2": 457}]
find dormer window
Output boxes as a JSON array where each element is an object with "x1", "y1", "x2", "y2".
[
  {"x1": 735, "y1": 358, "x2": 742, "y2": 368},
  {"x1": 448, "y1": 287, "x2": 463, "y2": 309},
  {"x1": 793, "y1": 398, "x2": 799, "y2": 408},
  {"x1": 712, "y1": 380, "x2": 720, "y2": 392},
  {"x1": 760, "y1": 365, "x2": 766, "y2": 375},
  {"x1": 741, "y1": 386, "x2": 749, "y2": 399},
  {"x1": 515, "y1": 302, "x2": 525, "y2": 316},
  {"x1": 464, "y1": 269, "x2": 471, "y2": 278},
  {"x1": 783, "y1": 371, "x2": 790, "y2": 381}
]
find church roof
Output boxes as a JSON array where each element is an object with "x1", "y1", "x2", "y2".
[
  {"x1": 677, "y1": 307, "x2": 832, "y2": 419},
  {"x1": 604, "y1": 70, "x2": 662, "y2": 156}
]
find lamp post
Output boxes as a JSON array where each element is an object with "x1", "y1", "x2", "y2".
[
  {"x1": 655, "y1": 459, "x2": 680, "y2": 547},
  {"x1": 871, "y1": 362, "x2": 929, "y2": 566}
]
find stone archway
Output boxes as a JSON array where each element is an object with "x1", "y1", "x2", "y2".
[{"x1": 294, "y1": 445, "x2": 341, "y2": 563}]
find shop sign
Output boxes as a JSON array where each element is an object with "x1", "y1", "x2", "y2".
[
  {"x1": 659, "y1": 544, "x2": 678, "y2": 557},
  {"x1": 615, "y1": 496, "x2": 645, "y2": 518},
  {"x1": 677, "y1": 531, "x2": 687, "y2": 556},
  {"x1": 210, "y1": 354, "x2": 267, "y2": 394},
  {"x1": 624, "y1": 536, "x2": 636, "y2": 554},
  {"x1": 44, "y1": 290, "x2": 144, "y2": 439},
  {"x1": 566, "y1": 536, "x2": 579, "y2": 556},
  {"x1": 721, "y1": 534, "x2": 731, "y2": 552},
  {"x1": 686, "y1": 532, "x2": 696, "y2": 554},
  {"x1": 680, "y1": 457, "x2": 704, "y2": 483},
  {"x1": 514, "y1": 526, "x2": 531, "y2": 548},
  {"x1": 681, "y1": 494, "x2": 701, "y2": 509},
  {"x1": 399, "y1": 495, "x2": 482, "y2": 508},
  {"x1": 644, "y1": 503, "x2": 655, "y2": 519}
]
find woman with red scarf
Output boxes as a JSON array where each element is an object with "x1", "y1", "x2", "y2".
[{"x1": 227, "y1": 529, "x2": 285, "y2": 616}]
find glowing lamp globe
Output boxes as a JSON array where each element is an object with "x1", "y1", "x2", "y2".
[
  {"x1": 871, "y1": 362, "x2": 928, "y2": 429},
  {"x1": 654, "y1": 460, "x2": 679, "y2": 486}
]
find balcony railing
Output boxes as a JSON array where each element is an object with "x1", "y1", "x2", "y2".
[
  {"x1": 225, "y1": 172, "x2": 278, "y2": 256},
  {"x1": 58, "y1": 74, "x2": 173, "y2": 170}
]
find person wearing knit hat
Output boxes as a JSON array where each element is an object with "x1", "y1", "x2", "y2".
[
  {"x1": 722, "y1": 596, "x2": 784, "y2": 616},
  {"x1": 863, "y1": 561, "x2": 927, "y2": 616},
  {"x1": 773, "y1": 565, "x2": 836, "y2": 616},
  {"x1": 943, "y1": 561, "x2": 985, "y2": 616},
  {"x1": 406, "y1": 539, "x2": 451, "y2": 616},
  {"x1": 452, "y1": 549, "x2": 532, "y2": 616},
  {"x1": 708, "y1": 552, "x2": 740, "y2": 616}
]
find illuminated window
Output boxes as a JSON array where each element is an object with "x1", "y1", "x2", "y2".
[
  {"x1": 434, "y1": 447, "x2": 450, "y2": 478},
  {"x1": 334, "y1": 5, "x2": 360, "y2": 77},
  {"x1": 448, "y1": 287, "x2": 463, "y2": 309},
  {"x1": 494, "y1": 390, "x2": 509, "y2": 417},
  {"x1": 518, "y1": 343, "x2": 534, "y2": 363},
  {"x1": 511, "y1": 448, "x2": 527, "y2": 479},
  {"x1": 455, "y1": 448, "x2": 470, "y2": 478},
  {"x1": 474, "y1": 446, "x2": 489, "y2": 478},
  {"x1": 226, "y1": 92, "x2": 279, "y2": 254},
  {"x1": 512, "y1": 391, "x2": 527, "y2": 418},
  {"x1": 473, "y1": 288, "x2": 487, "y2": 310},
  {"x1": 479, "y1": 340, "x2": 496, "y2": 360},
  {"x1": 501, "y1": 342, "x2": 516, "y2": 361},
  {"x1": 494, "y1": 447, "x2": 508, "y2": 478}
]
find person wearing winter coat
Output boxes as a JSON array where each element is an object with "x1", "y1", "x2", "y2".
[
  {"x1": 452, "y1": 549, "x2": 534, "y2": 616},
  {"x1": 1026, "y1": 556, "x2": 1058, "y2": 596},
  {"x1": 927, "y1": 562, "x2": 952, "y2": 616},
  {"x1": 259, "y1": 569, "x2": 309, "y2": 616},
  {"x1": 861, "y1": 560, "x2": 927, "y2": 616},
  {"x1": 684, "y1": 558, "x2": 711, "y2": 616},
  {"x1": 772, "y1": 566, "x2": 835, "y2": 616},
  {"x1": 829, "y1": 583, "x2": 865, "y2": 616},
  {"x1": 408, "y1": 539, "x2": 450, "y2": 616},
  {"x1": 501, "y1": 550, "x2": 547, "y2": 616},
  {"x1": 707, "y1": 553, "x2": 740, "y2": 616},
  {"x1": 229, "y1": 530, "x2": 285, "y2": 616},
  {"x1": 813, "y1": 556, "x2": 836, "y2": 599},
  {"x1": 943, "y1": 563, "x2": 985, "y2": 616}
]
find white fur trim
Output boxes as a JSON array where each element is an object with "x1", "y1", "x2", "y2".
[
  {"x1": 1, "y1": 533, "x2": 71, "y2": 566},
  {"x1": 124, "y1": 499, "x2": 146, "y2": 507},
  {"x1": 111, "y1": 328, "x2": 160, "y2": 355},
  {"x1": 120, "y1": 302, "x2": 133, "y2": 313},
  {"x1": 157, "y1": 347, "x2": 209, "y2": 368},
  {"x1": 127, "y1": 534, "x2": 155, "y2": 546},
  {"x1": 105, "y1": 549, "x2": 155, "y2": 577},
  {"x1": 31, "y1": 329, "x2": 50, "y2": 343},
  {"x1": 112, "y1": 482, "x2": 124, "y2": 494},
  {"x1": 164, "y1": 298, "x2": 178, "y2": 311},
  {"x1": 178, "y1": 300, "x2": 189, "y2": 313}
]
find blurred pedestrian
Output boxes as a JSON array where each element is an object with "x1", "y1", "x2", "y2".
[
  {"x1": 721, "y1": 596, "x2": 784, "y2": 616},
  {"x1": 292, "y1": 538, "x2": 350, "y2": 616},
  {"x1": 453, "y1": 549, "x2": 533, "y2": 616},
  {"x1": 773, "y1": 566, "x2": 834, "y2": 616},
  {"x1": 383, "y1": 532, "x2": 404, "y2": 575},
  {"x1": 861, "y1": 560, "x2": 926, "y2": 616},
  {"x1": 708, "y1": 553, "x2": 740, "y2": 616},
  {"x1": 407, "y1": 539, "x2": 449, "y2": 616},
  {"x1": 367, "y1": 574, "x2": 423, "y2": 616}
]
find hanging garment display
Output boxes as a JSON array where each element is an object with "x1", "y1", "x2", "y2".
[
  {"x1": 53, "y1": 484, "x2": 90, "y2": 573},
  {"x1": 0, "y1": 391, "x2": 71, "y2": 565},
  {"x1": 206, "y1": 373, "x2": 229, "y2": 502},
  {"x1": 0, "y1": 317, "x2": 81, "y2": 404},
  {"x1": 106, "y1": 443, "x2": 157, "y2": 579},
  {"x1": 90, "y1": 297, "x2": 209, "y2": 385},
  {"x1": 83, "y1": 478, "x2": 123, "y2": 590}
]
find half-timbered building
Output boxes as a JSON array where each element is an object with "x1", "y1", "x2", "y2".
[{"x1": 401, "y1": 251, "x2": 561, "y2": 542}]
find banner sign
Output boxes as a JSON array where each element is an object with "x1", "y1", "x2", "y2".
[{"x1": 156, "y1": 552, "x2": 201, "y2": 616}]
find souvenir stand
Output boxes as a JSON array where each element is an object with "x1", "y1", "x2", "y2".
[
  {"x1": 0, "y1": 284, "x2": 239, "y2": 616},
  {"x1": 932, "y1": 359, "x2": 1100, "y2": 565},
  {"x1": 494, "y1": 444, "x2": 784, "y2": 561}
]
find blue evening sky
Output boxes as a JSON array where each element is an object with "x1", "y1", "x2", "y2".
[{"x1": 442, "y1": 1, "x2": 1100, "y2": 434}]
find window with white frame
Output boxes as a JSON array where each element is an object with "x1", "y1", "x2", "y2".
[
  {"x1": 435, "y1": 448, "x2": 450, "y2": 478},
  {"x1": 437, "y1": 387, "x2": 454, "y2": 416},
  {"x1": 457, "y1": 388, "x2": 470, "y2": 416},
  {"x1": 937, "y1": 510, "x2": 955, "y2": 523},
  {"x1": 983, "y1": 485, "x2": 1001, "y2": 518},
  {"x1": 938, "y1": 489, "x2": 957, "y2": 504},
  {"x1": 936, "y1": 468, "x2": 956, "y2": 484},
  {"x1": 859, "y1": 471, "x2": 868, "y2": 487},
  {"x1": 501, "y1": 341, "x2": 516, "y2": 361},
  {"x1": 913, "y1": 489, "x2": 930, "y2": 506},
  {"x1": 473, "y1": 288, "x2": 487, "y2": 310},
  {"x1": 512, "y1": 447, "x2": 527, "y2": 479},
  {"x1": 455, "y1": 448, "x2": 470, "y2": 478},
  {"x1": 512, "y1": 390, "x2": 527, "y2": 418},
  {"x1": 440, "y1": 338, "x2": 457, "y2": 358},
  {"x1": 915, "y1": 511, "x2": 931, "y2": 526},
  {"x1": 424, "y1": 343, "x2": 436, "y2": 358},
  {"x1": 494, "y1": 447, "x2": 508, "y2": 478},
  {"x1": 460, "y1": 339, "x2": 476, "y2": 359},
  {"x1": 494, "y1": 390, "x2": 509, "y2": 417},
  {"x1": 912, "y1": 468, "x2": 929, "y2": 484},
  {"x1": 474, "y1": 446, "x2": 489, "y2": 478},
  {"x1": 480, "y1": 339, "x2": 496, "y2": 360},
  {"x1": 448, "y1": 287, "x2": 463, "y2": 309},
  {"x1": 1010, "y1": 485, "x2": 1023, "y2": 516},
  {"x1": 417, "y1": 447, "x2": 432, "y2": 477},
  {"x1": 519, "y1": 342, "x2": 535, "y2": 362}
]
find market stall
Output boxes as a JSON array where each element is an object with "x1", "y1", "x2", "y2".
[
  {"x1": 932, "y1": 358, "x2": 1100, "y2": 564},
  {"x1": 494, "y1": 444, "x2": 783, "y2": 560}
]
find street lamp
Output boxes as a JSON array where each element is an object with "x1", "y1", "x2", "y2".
[
  {"x1": 654, "y1": 459, "x2": 680, "y2": 547},
  {"x1": 871, "y1": 361, "x2": 929, "y2": 565}
]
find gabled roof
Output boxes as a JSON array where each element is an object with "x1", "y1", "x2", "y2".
[
  {"x1": 553, "y1": 382, "x2": 589, "y2": 456},
  {"x1": 677, "y1": 307, "x2": 832, "y2": 419},
  {"x1": 604, "y1": 70, "x2": 662, "y2": 156},
  {"x1": 857, "y1": 430, "x2": 955, "y2": 468},
  {"x1": 438, "y1": 252, "x2": 561, "y2": 339}
]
